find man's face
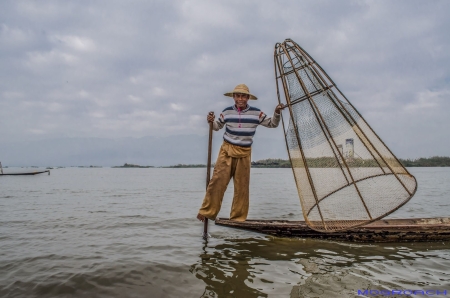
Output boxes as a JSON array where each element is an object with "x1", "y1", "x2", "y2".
[{"x1": 233, "y1": 93, "x2": 250, "y2": 110}]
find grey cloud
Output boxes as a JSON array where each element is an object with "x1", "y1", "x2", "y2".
[{"x1": 0, "y1": 0, "x2": 449, "y2": 162}]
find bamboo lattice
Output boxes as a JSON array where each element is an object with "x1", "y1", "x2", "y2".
[{"x1": 274, "y1": 39, "x2": 417, "y2": 232}]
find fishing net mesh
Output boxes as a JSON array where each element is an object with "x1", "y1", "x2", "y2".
[{"x1": 275, "y1": 40, "x2": 417, "y2": 232}]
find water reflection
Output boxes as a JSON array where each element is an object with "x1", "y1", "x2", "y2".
[
  {"x1": 191, "y1": 238, "x2": 266, "y2": 298},
  {"x1": 191, "y1": 235, "x2": 450, "y2": 297}
]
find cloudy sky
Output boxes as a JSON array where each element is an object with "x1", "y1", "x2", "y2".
[{"x1": 1, "y1": 0, "x2": 449, "y2": 160}]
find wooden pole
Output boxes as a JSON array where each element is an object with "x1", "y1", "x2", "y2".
[
  {"x1": 0, "y1": 161, "x2": 3, "y2": 175},
  {"x1": 203, "y1": 112, "x2": 214, "y2": 239}
]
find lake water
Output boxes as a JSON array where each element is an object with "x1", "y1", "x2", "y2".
[{"x1": 0, "y1": 167, "x2": 449, "y2": 297}]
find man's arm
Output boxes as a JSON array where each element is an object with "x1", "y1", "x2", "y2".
[
  {"x1": 207, "y1": 112, "x2": 225, "y2": 131},
  {"x1": 259, "y1": 104, "x2": 283, "y2": 128}
]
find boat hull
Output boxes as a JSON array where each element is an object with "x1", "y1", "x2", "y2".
[
  {"x1": 215, "y1": 217, "x2": 450, "y2": 242},
  {"x1": 0, "y1": 170, "x2": 50, "y2": 176}
]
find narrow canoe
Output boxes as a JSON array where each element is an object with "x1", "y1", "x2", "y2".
[
  {"x1": 0, "y1": 170, "x2": 50, "y2": 176},
  {"x1": 215, "y1": 217, "x2": 450, "y2": 242}
]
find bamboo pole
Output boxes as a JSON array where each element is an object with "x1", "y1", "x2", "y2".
[{"x1": 203, "y1": 112, "x2": 214, "y2": 239}]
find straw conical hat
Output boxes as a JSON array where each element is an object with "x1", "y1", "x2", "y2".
[{"x1": 224, "y1": 84, "x2": 257, "y2": 100}]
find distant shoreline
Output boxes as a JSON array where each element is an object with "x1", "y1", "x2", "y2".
[
  {"x1": 112, "y1": 163, "x2": 153, "y2": 168},
  {"x1": 6, "y1": 157, "x2": 448, "y2": 169},
  {"x1": 163, "y1": 156, "x2": 450, "y2": 168}
]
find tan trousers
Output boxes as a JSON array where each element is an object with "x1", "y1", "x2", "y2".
[{"x1": 198, "y1": 141, "x2": 252, "y2": 221}]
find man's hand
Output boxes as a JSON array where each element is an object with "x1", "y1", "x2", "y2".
[
  {"x1": 275, "y1": 104, "x2": 284, "y2": 114},
  {"x1": 207, "y1": 111, "x2": 215, "y2": 123}
]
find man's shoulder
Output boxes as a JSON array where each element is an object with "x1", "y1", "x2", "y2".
[
  {"x1": 222, "y1": 106, "x2": 234, "y2": 112},
  {"x1": 248, "y1": 106, "x2": 261, "y2": 112}
]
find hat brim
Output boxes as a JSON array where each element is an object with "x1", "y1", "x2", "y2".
[{"x1": 224, "y1": 92, "x2": 257, "y2": 100}]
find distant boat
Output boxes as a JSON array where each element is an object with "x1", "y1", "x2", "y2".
[
  {"x1": 0, "y1": 162, "x2": 50, "y2": 176},
  {"x1": 0, "y1": 170, "x2": 50, "y2": 176}
]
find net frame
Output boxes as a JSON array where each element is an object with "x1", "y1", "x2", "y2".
[{"x1": 274, "y1": 39, "x2": 417, "y2": 232}]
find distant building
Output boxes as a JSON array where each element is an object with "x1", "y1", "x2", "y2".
[{"x1": 345, "y1": 138, "x2": 354, "y2": 158}]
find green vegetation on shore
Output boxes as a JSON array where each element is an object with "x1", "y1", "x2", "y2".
[
  {"x1": 112, "y1": 163, "x2": 153, "y2": 168},
  {"x1": 164, "y1": 164, "x2": 208, "y2": 168},
  {"x1": 243, "y1": 156, "x2": 450, "y2": 168},
  {"x1": 251, "y1": 157, "x2": 382, "y2": 168},
  {"x1": 250, "y1": 156, "x2": 450, "y2": 168},
  {"x1": 398, "y1": 156, "x2": 450, "y2": 167},
  {"x1": 112, "y1": 156, "x2": 450, "y2": 168},
  {"x1": 78, "y1": 165, "x2": 102, "y2": 168},
  {"x1": 251, "y1": 159, "x2": 291, "y2": 168}
]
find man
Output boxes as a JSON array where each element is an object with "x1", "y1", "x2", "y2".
[{"x1": 197, "y1": 84, "x2": 283, "y2": 222}]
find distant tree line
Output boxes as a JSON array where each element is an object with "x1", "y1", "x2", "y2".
[
  {"x1": 251, "y1": 156, "x2": 450, "y2": 168},
  {"x1": 251, "y1": 157, "x2": 382, "y2": 168},
  {"x1": 112, "y1": 163, "x2": 153, "y2": 168},
  {"x1": 165, "y1": 164, "x2": 208, "y2": 168},
  {"x1": 117, "y1": 156, "x2": 450, "y2": 168},
  {"x1": 251, "y1": 158, "x2": 291, "y2": 168},
  {"x1": 398, "y1": 156, "x2": 450, "y2": 167}
]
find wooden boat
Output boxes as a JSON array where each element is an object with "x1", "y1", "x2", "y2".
[
  {"x1": 0, "y1": 170, "x2": 50, "y2": 176},
  {"x1": 215, "y1": 217, "x2": 450, "y2": 242},
  {"x1": 0, "y1": 162, "x2": 50, "y2": 176}
]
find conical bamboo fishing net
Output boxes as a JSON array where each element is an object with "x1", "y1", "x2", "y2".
[{"x1": 274, "y1": 39, "x2": 417, "y2": 232}]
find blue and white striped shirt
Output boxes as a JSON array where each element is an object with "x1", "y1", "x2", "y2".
[{"x1": 213, "y1": 105, "x2": 280, "y2": 147}]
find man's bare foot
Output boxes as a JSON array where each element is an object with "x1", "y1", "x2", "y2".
[{"x1": 197, "y1": 213, "x2": 206, "y2": 222}]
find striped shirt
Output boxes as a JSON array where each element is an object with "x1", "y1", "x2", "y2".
[{"x1": 213, "y1": 105, "x2": 280, "y2": 147}]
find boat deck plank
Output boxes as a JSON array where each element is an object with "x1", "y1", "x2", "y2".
[{"x1": 215, "y1": 217, "x2": 450, "y2": 242}]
